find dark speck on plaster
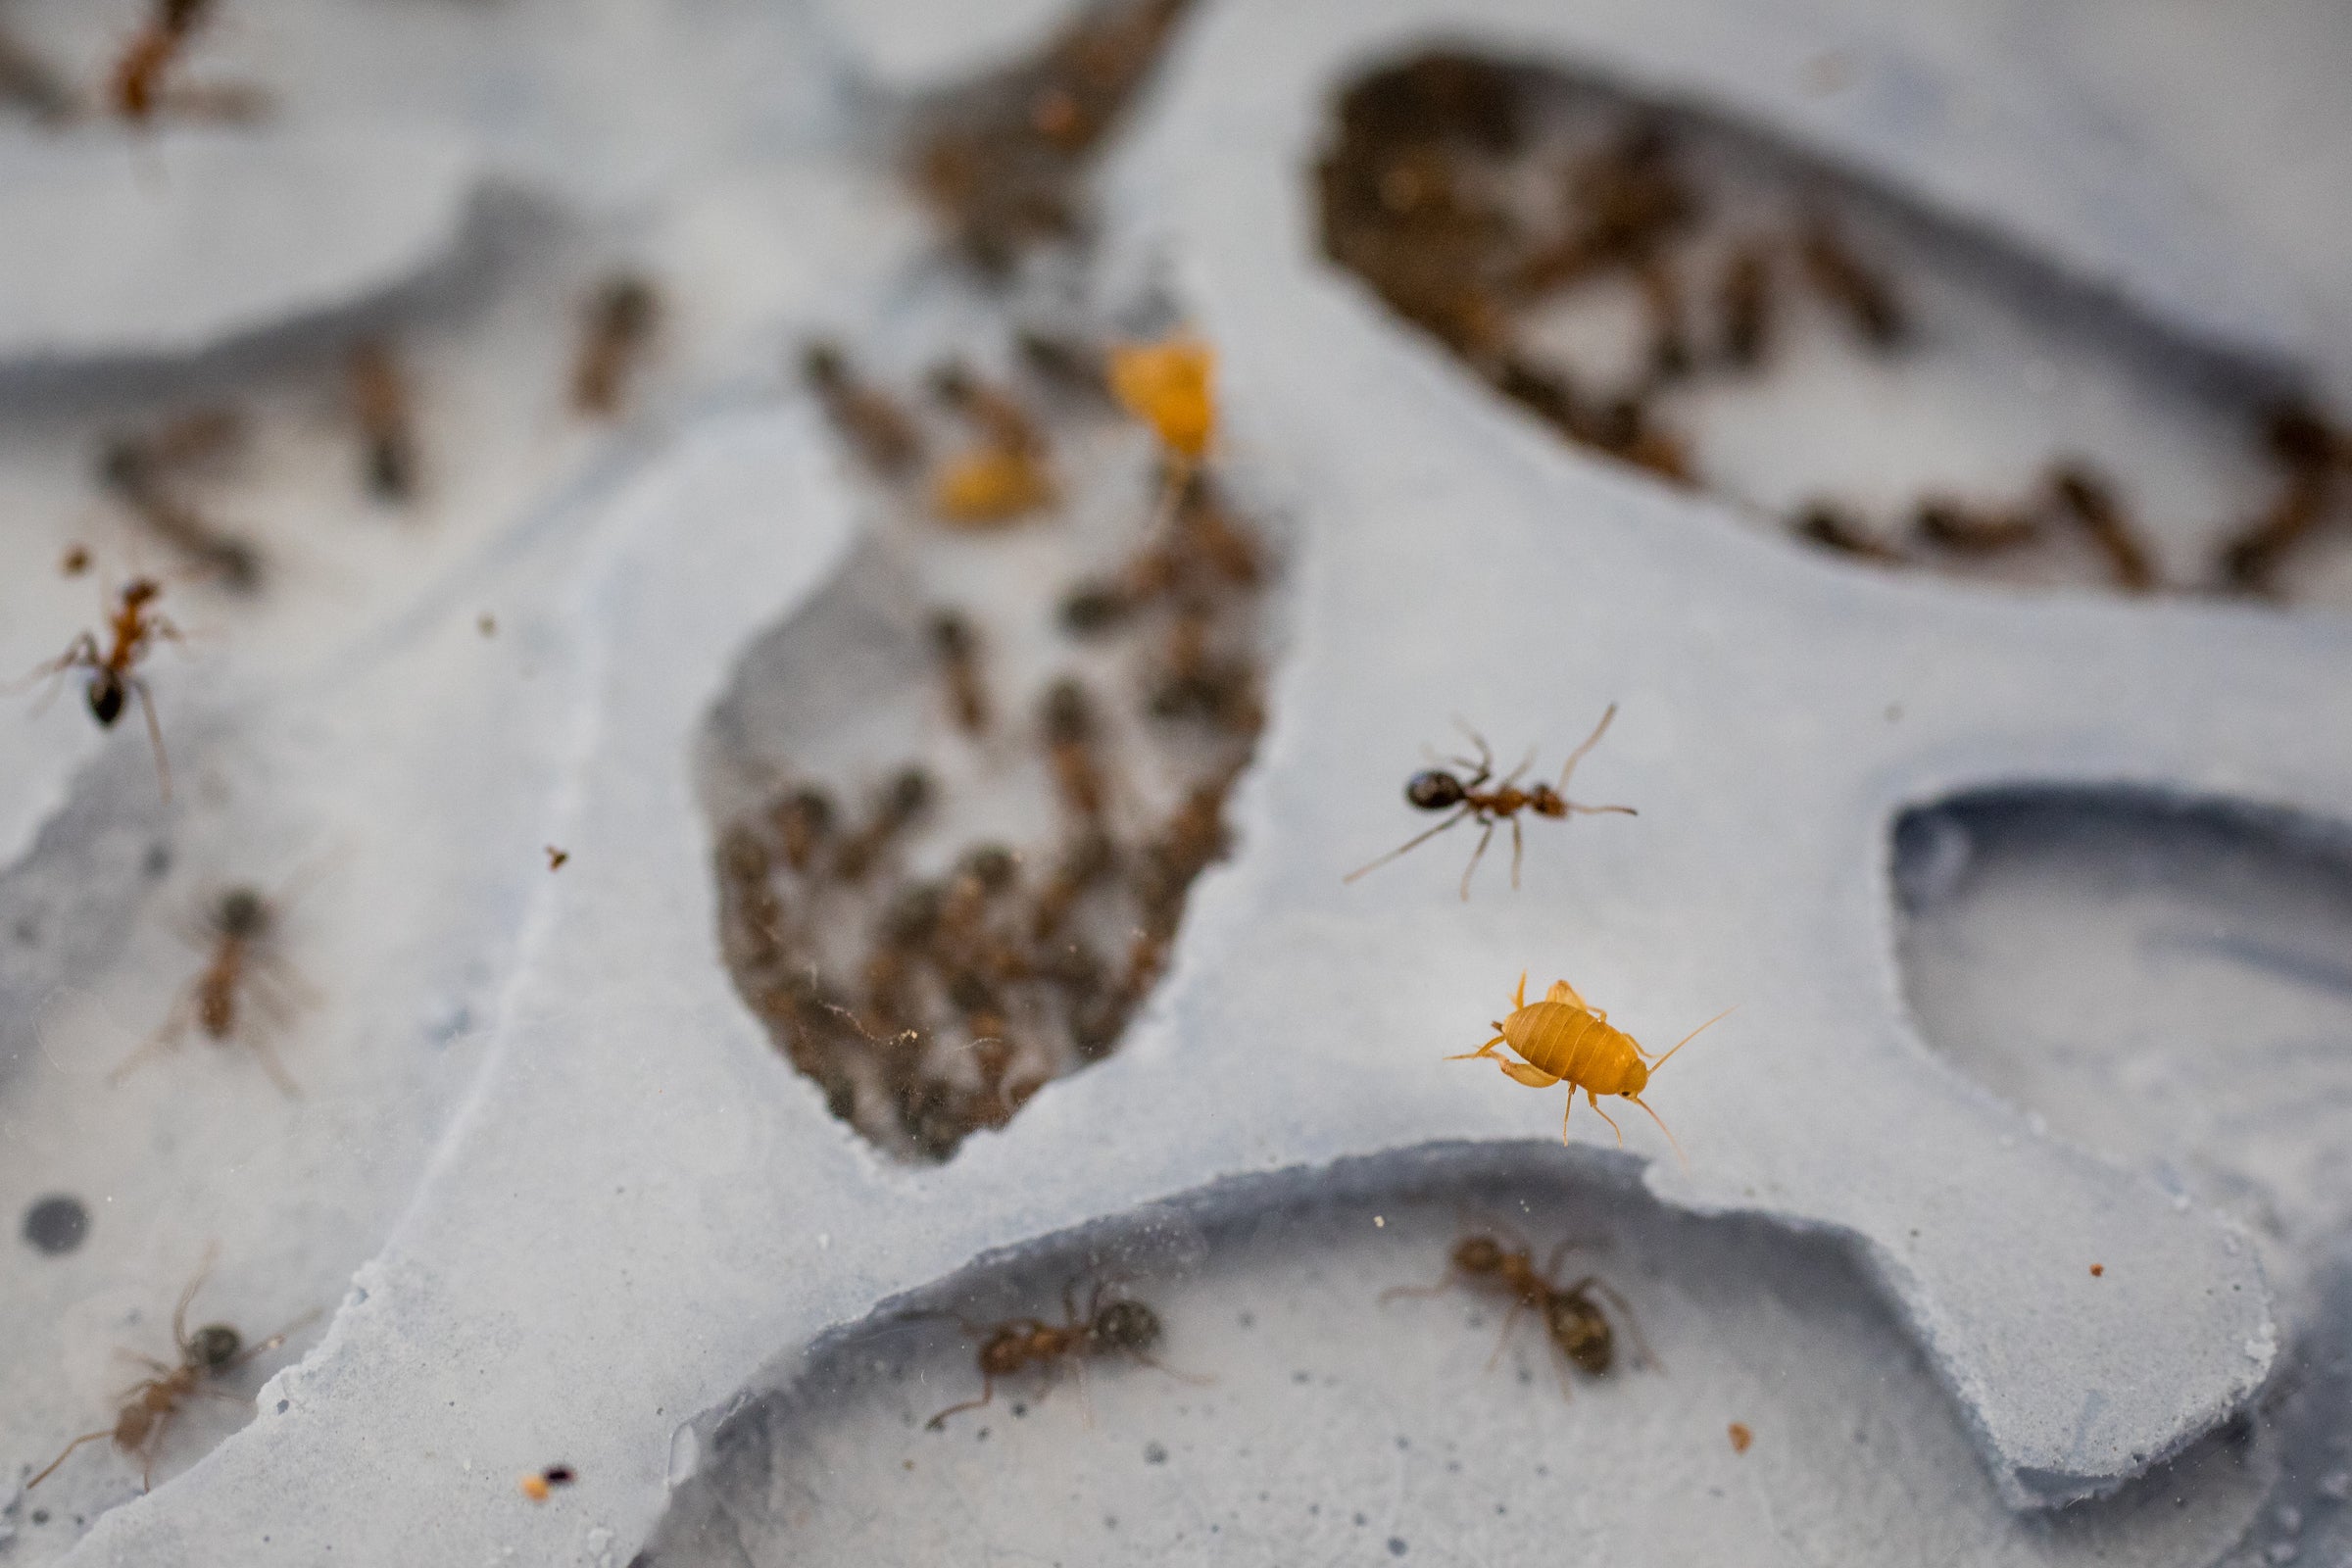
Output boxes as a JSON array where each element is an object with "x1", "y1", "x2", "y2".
[
  {"x1": 1389, "y1": 1537, "x2": 1408, "y2": 1555},
  {"x1": 144, "y1": 843, "x2": 170, "y2": 877},
  {"x1": 1292, "y1": 1370, "x2": 1310, "y2": 1384},
  {"x1": 23, "y1": 1194, "x2": 90, "y2": 1254},
  {"x1": 1352, "y1": 1512, "x2": 1367, "y2": 1527},
  {"x1": 1144, "y1": 1442, "x2": 1167, "y2": 1464},
  {"x1": 275, "y1": 1399, "x2": 289, "y2": 1414}
]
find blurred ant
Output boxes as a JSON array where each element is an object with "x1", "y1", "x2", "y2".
[
  {"x1": 519, "y1": 1463, "x2": 576, "y2": 1501},
  {"x1": 1796, "y1": 214, "x2": 1904, "y2": 348},
  {"x1": 1913, "y1": 496, "x2": 2040, "y2": 556},
  {"x1": 572, "y1": 274, "x2": 662, "y2": 417},
  {"x1": 1041, "y1": 677, "x2": 1111, "y2": 825},
  {"x1": 348, "y1": 337, "x2": 419, "y2": 503},
  {"x1": 769, "y1": 784, "x2": 837, "y2": 874},
  {"x1": 28, "y1": 1247, "x2": 311, "y2": 1492},
  {"x1": 16, "y1": 574, "x2": 184, "y2": 799},
  {"x1": 2047, "y1": 463, "x2": 2156, "y2": 592},
  {"x1": 113, "y1": 874, "x2": 319, "y2": 1098},
  {"x1": 1347, "y1": 706, "x2": 1635, "y2": 899},
  {"x1": 1382, "y1": 1226, "x2": 1656, "y2": 1393},
  {"x1": 801, "y1": 341, "x2": 922, "y2": 478},
  {"x1": 927, "y1": 609, "x2": 992, "y2": 736},
  {"x1": 922, "y1": 1278, "x2": 1196, "y2": 1429},
  {"x1": 832, "y1": 766, "x2": 934, "y2": 883},
  {"x1": 99, "y1": 410, "x2": 261, "y2": 591},
  {"x1": 110, "y1": 0, "x2": 263, "y2": 123}
]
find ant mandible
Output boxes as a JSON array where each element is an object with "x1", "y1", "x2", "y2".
[
  {"x1": 16, "y1": 575, "x2": 182, "y2": 800},
  {"x1": 1346, "y1": 704, "x2": 1634, "y2": 899}
]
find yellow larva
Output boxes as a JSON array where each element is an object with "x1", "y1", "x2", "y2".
[{"x1": 1448, "y1": 972, "x2": 1731, "y2": 1159}]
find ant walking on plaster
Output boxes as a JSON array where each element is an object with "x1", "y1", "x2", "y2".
[
  {"x1": 27, "y1": 1247, "x2": 313, "y2": 1493},
  {"x1": 1346, "y1": 705, "x2": 1636, "y2": 899},
  {"x1": 1381, "y1": 1223, "x2": 1658, "y2": 1396},
  {"x1": 921, "y1": 1277, "x2": 1201, "y2": 1430},
  {"x1": 112, "y1": 871, "x2": 324, "y2": 1098},
  {"x1": 13, "y1": 572, "x2": 185, "y2": 800}
]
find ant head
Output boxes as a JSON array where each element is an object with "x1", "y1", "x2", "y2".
[
  {"x1": 188, "y1": 1323, "x2": 242, "y2": 1370},
  {"x1": 217, "y1": 887, "x2": 269, "y2": 938},
  {"x1": 1527, "y1": 784, "x2": 1568, "y2": 818},
  {"x1": 1405, "y1": 770, "x2": 1465, "y2": 811},
  {"x1": 1453, "y1": 1236, "x2": 1504, "y2": 1276},
  {"x1": 85, "y1": 670, "x2": 127, "y2": 727},
  {"x1": 1092, "y1": 1298, "x2": 1161, "y2": 1351}
]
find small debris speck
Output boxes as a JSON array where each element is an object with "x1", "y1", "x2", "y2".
[
  {"x1": 1388, "y1": 1538, "x2": 1408, "y2": 1555},
  {"x1": 1374, "y1": 1215, "x2": 1385, "y2": 1228},
  {"x1": 2089, "y1": 1263, "x2": 2104, "y2": 1277},
  {"x1": 1352, "y1": 1513, "x2": 1367, "y2": 1527},
  {"x1": 1144, "y1": 1442, "x2": 1167, "y2": 1464},
  {"x1": 546, "y1": 846, "x2": 569, "y2": 871},
  {"x1": 1728, "y1": 1422, "x2": 1753, "y2": 1453}
]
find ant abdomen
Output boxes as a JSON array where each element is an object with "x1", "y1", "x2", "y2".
[
  {"x1": 88, "y1": 673, "x2": 126, "y2": 726},
  {"x1": 1406, "y1": 770, "x2": 1465, "y2": 810}
]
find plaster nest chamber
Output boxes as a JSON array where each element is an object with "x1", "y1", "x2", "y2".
[{"x1": 2, "y1": 1, "x2": 2351, "y2": 1567}]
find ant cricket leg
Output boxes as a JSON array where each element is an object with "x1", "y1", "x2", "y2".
[
  {"x1": 1442, "y1": 1031, "x2": 1511, "y2": 1063},
  {"x1": 1575, "y1": 1277, "x2": 1662, "y2": 1372},
  {"x1": 1585, "y1": 1090, "x2": 1627, "y2": 1147},
  {"x1": 1457, "y1": 817, "x2": 1499, "y2": 901},
  {"x1": 1344, "y1": 805, "x2": 1474, "y2": 884}
]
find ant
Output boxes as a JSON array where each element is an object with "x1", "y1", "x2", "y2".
[
  {"x1": 1381, "y1": 1228, "x2": 1656, "y2": 1392},
  {"x1": 1796, "y1": 214, "x2": 1904, "y2": 349},
  {"x1": 1793, "y1": 502, "x2": 1903, "y2": 564},
  {"x1": 769, "y1": 784, "x2": 837, "y2": 875},
  {"x1": 802, "y1": 341, "x2": 923, "y2": 478},
  {"x1": 28, "y1": 1248, "x2": 310, "y2": 1493},
  {"x1": 922, "y1": 1278, "x2": 1194, "y2": 1429},
  {"x1": 110, "y1": 0, "x2": 212, "y2": 121},
  {"x1": 2047, "y1": 463, "x2": 2157, "y2": 592},
  {"x1": 571, "y1": 274, "x2": 662, "y2": 417},
  {"x1": 113, "y1": 881, "x2": 314, "y2": 1098},
  {"x1": 347, "y1": 337, "x2": 419, "y2": 503},
  {"x1": 98, "y1": 410, "x2": 261, "y2": 591},
  {"x1": 1912, "y1": 496, "x2": 2041, "y2": 556},
  {"x1": 1346, "y1": 705, "x2": 1635, "y2": 899},
  {"x1": 1041, "y1": 677, "x2": 1111, "y2": 826},
  {"x1": 17, "y1": 574, "x2": 183, "y2": 799},
  {"x1": 831, "y1": 766, "x2": 935, "y2": 883},
  {"x1": 927, "y1": 609, "x2": 992, "y2": 736}
]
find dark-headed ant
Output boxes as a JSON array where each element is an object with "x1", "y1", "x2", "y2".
[
  {"x1": 1346, "y1": 706, "x2": 1635, "y2": 899},
  {"x1": 572, "y1": 274, "x2": 662, "y2": 417},
  {"x1": 923, "y1": 1278, "x2": 1193, "y2": 1429},
  {"x1": 18, "y1": 575, "x2": 183, "y2": 798},
  {"x1": 113, "y1": 882, "x2": 312, "y2": 1098},
  {"x1": 28, "y1": 1248, "x2": 311, "y2": 1492},
  {"x1": 1382, "y1": 1229, "x2": 1657, "y2": 1392}
]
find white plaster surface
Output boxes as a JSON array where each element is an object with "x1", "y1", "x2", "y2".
[{"x1": 0, "y1": 2, "x2": 2346, "y2": 1566}]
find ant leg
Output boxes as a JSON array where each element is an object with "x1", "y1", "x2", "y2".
[
  {"x1": 1575, "y1": 1277, "x2": 1663, "y2": 1372},
  {"x1": 1484, "y1": 1297, "x2": 1529, "y2": 1373},
  {"x1": 925, "y1": 1373, "x2": 996, "y2": 1430},
  {"x1": 245, "y1": 1032, "x2": 303, "y2": 1100},
  {"x1": 110, "y1": 993, "x2": 195, "y2": 1087},
  {"x1": 1457, "y1": 818, "x2": 1497, "y2": 901},
  {"x1": 1446, "y1": 718, "x2": 1494, "y2": 785},
  {"x1": 129, "y1": 675, "x2": 170, "y2": 803},
  {"x1": 1129, "y1": 1347, "x2": 1212, "y2": 1387},
  {"x1": 1379, "y1": 1266, "x2": 1459, "y2": 1305},
  {"x1": 1587, "y1": 1092, "x2": 1626, "y2": 1146},
  {"x1": 1344, "y1": 806, "x2": 1473, "y2": 884},
  {"x1": 1498, "y1": 748, "x2": 1537, "y2": 789},
  {"x1": 225, "y1": 1310, "x2": 320, "y2": 1370},
  {"x1": 25, "y1": 1429, "x2": 113, "y2": 1489},
  {"x1": 1509, "y1": 817, "x2": 1525, "y2": 890}
]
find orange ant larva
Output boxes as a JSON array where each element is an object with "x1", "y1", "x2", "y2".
[
  {"x1": 927, "y1": 609, "x2": 993, "y2": 736},
  {"x1": 801, "y1": 341, "x2": 923, "y2": 478},
  {"x1": 571, "y1": 274, "x2": 662, "y2": 417},
  {"x1": 923, "y1": 1279, "x2": 1190, "y2": 1429},
  {"x1": 1728, "y1": 1422, "x2": 1753, "y2": 1453},
  {"x1": 2047, "y1": 463, "x2": 2157, "y2": 592},
  {"x1": 1793, "y1": 502, "x2": 1902, "y2": 564},
  {"x1": 1796, "y1": 214, "x2": 1904, "y2": 348},
  {"x1": 1347, "y1": 706, "x2": 1634, "y2": 899},
  {"x1": 348, "y1": 337, "x2": 420, "y2": 503},
  {"x1": 16, "y1": 574, "x2": 183, "y2": 798},
  {"x1": 1448, "y1": 970, "x2": 1731, "y2": 1157},
  {"x1": 1040, "y1": 677, "x2": 1111, "y2": 826},
  {"x1": 113, "y1": 883, "x2": 309, "y2": 1098},
  {"x1": 28, "y1": 1249, "x2": 310, "y2": 1493}
]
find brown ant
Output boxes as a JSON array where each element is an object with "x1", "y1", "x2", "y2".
[
  {"x1": 1029, "y1": 827, "x2": 1116, "y2": 942},
  {"x1": 1635, "y1": 254, "x2": 1691, "y2": 384},
  {"x1": 572, "y1": 274, "x2": 662, "y2": 417},
  {"x1": 17, "y1": 574, "x2": 184, "y2": 798},
  {"x1": 927, "y1": 609, "x2": 992, "y2": 736},
  {"x1": 923, "y1": 1278, "x2": 1193, "y2": 1429},
  {"x1": 831, "y1": 766, "x2": 934, "y2": 883},
  {"x1": 1381, "y1": 1229, "x2": 1657, "y2": 1392},
  {"x1": 1793, "y1": 502, "x2": 1903, "y2": 564},
  {"x1": 2219, "y1": 402, "x2": 2347, "y2": 595},
  {"x1": 1145, "y1": 608, "x2": 1261, "y2": 735},
  {"x1": 1913, "y1": 496, "x2": 2041, "y2": 555},
  {"x1": 1714, "y1": 240, "x2": 1774, "y2": 369},
  {"x1": 28, "y1": 1249, "x2": 310, "y2": 1492},
  {"x1": 1041, "y1": 677, "x2": 1111, "y2": 826},
  {"x1": 2047, "y1": 463, "x2": 2157, "y2": 592},
  {"x1": 801, "y1": 341, "x2": 923, "y2": 477},
  {"x1": 110, "y1": 0, "x2": 213, "y2": 121},
  {"x1": 98, "y1": 410, "x2": 261, "y2": 592},
  {"x1": 1347, "y1": 706, "x2": 1635, "y2": 899},
  {"x1": 1796, "y1": 214, "x2": 1904, "y2": 348},
  {"x1": 769, "y1": 784, "x2": 837, "y2": 875},
  {"x1": 348, "y1": 337, "x2": 419, "y2": 503},
  {"x1": 113, "y1": 881, "x2": 313, "y2": 1098}
]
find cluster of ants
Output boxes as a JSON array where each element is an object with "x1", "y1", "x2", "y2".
[
  {"x1": 720, "y1": 328, "x2": 1265, "y2": 1162},
  {"x1": 1317, "y1": 49, "x2": 2352, "y2": 600},
  {"x1": 918, "y1": 1221, "x2": 1656, "y2": 1435}
]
